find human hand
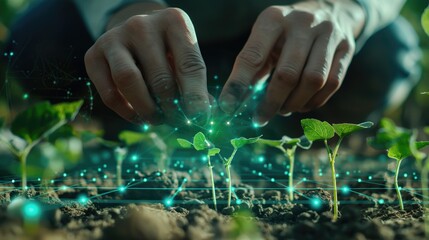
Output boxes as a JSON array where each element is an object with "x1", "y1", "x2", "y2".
[
  {"x1": 85, "y1": 7, "x2": 210, "y2": 125},
  {"x1": 219, "y1": 0, "x2": 365, "y2": 126}
]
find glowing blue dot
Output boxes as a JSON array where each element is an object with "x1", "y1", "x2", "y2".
[
  {"x1": 98, "y1": 168, "x2": 102, "y2": 172},
  {"x1": 270, "y1": 178, "x2": 275, "y2": 182},
  {"x1": 80, "y1": 173, "x2": 84, "y2": 177},
  {"x1": 132, "y1": 178, "x2": 136, "y2": 182},
  {"x1": 209, "y1": 129, "x2": 213, "y2": 134},
  {"x1": 213, "y1": 75, "x2": 219, "y2": 80},
  {"x1": 131, "y1": 155, "x2": 139, "y2": 162},
  {"x1": 346, "y1": 171, "x2": 350, "y2": 175},
  {"x1": 103, "y1": 175, "x2": 108, "y2": 179},
  {"x1": 252, "y1": 122, "x2": 260, "y2": 128},
  {"x1": 178, "y1": 187, "x2": 182, "y2": 192},
  {"x1": 319, "y1": 172, "x2": 323, "y2": 176},
  {"x1": 236, "y1": 199, "x2": 242, "y2": 205},
  {"x1": 210, "y1": 121, "x2": 214, "y2": 125},
  {"x1": 341, "y1": 186, "x2": 350, "y2": 195},
  {"x1": 302, "y1": 178, "x2": 307, "y2": 182},
  {"x1": 287, "y1": 186, "x2": 295, "y2": 193},
  {"x1": 92, "y1": 178, "x2": 96, "y2": 182},
  {"x1": 310, "y1": 198, "x2": 322, "y2": 210},
  {"x1": 258, "y1": 172, "x2": 262, "y2": 176},
  {"x1": 9, "y1": 52, "x2": 14, "y2": 56},
  {"x1": 22, "y1": 201, "x2": 41, "y2": 221},
  {"x1": 23, "y1": 93, "x2": 29, "y2": 100},
  {"x1": 226, "y1": 121, "x2": 231, "y2": 126},
  {"x1": 202, "y1": 156, "x2": 208, "y2": 162},
  {"x1": 173, "y1": 99, "x2": 179, "y2": 104},
  {"x1": 258, "y1": 156, "x2": 265, "y2": 163},
  {"x1": 142, "y1": 124, "x2": 150, "y2": 131},
  {"x1": 220, "y1": 172, "x2": 224, "y2": 177},
  {"x1": 358, "y1": 178, "x2": 362, "y2": 183},
  {"x1": 86, "y1": 82, "x2": 91, "y2": 86},
  {"x1": 118, "y1": 186, "x2": 126, "y2": 193},
  {"x1": 186, "y1": 120, "x2": 192, "y2": 125},
  {"x1": 51, "y1": 180, "x2": 55, "y2": 184},
  {"x1": 77, "y1": 195, "x2": 89, "y2": 205},
  {"x1": 63, "y1": 173, "x2": 67, "y2": 177},
  {"x1": 378, "y1": 199, "x2": 385, "y2": 204},
  {"x1": 164, "y1": 198, "x2": 173, "y2": 207},
  {"x1": 60, "y1": 185, "x2": 68, "y2": 191},
  {"x1": 226, "y1": 178, "x2": 230, "y2": 183},
  {"x1": 143, "y1": 178, "x2": 148, "y2": 182},
  {"x1": 11, "y1": 179, "x2": 15, "y2": 183},
  {"x1": 368, "y1": 176, "x2": 372, "y2": 180},
  {"x1": 183, "y1": 178, "x2": 188, "y2": 183},
  {"x1": 403, "y1": 173, "x2": 408, "y2": 178}
]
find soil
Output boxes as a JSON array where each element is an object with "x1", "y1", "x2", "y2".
[{"x1": 0, "y1": 154, "x2": 427, "y2": 240}]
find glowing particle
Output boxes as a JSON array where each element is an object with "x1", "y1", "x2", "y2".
[
  {"x1": 132, "y1": 178, "x2": 136, "y2": 182},
  {"x1": 202, "y1": 156, "x2": 208, "y2": 162},
  {"x1": 213, "y1": 75, "x2": 219, "y2": 80},
  {"x1": 51, "y1": 180, "x2": 55, "y2": 184},
  {"x1": 22, "y1": 93, "x2": 29, "y2": 100},
  {"x1": 358, "y1": 178, "x2": 362, "y2": 183},
  {"x1": 220, "y1": 172, "x2": 224, "y2": 177},
  {"x1": 80, "y1": 172, "x2": 84, "y2": 177},
  {"x1": 319, "y1": 172, "x2": 323, "y2": 176},
  {"x1": 226, "y1": 178, "x2": 230, "y2": 183},
  {"x1": 60, "y1": 185, "x2": 68, "y2": 191},
  {"x1": 11, "y1": 179, "x2": 15, "y2": 183},
  {"x1": 63, "y1": 173, "x2": 67, "y2": 177},
  {"x1": 236, "y1": 199, "x2": 242, "y2": 205},
  {"x1": 287, "y1": 186, "x2": 295, "y2": 193},
  {"x1": 270, "y1": 178, "x2": 275, "y2": 182},
  {"x1": 97, "y1": 168, "x2": 102, "y2": 172},
  {"x1": 86, "y1": 82, "x2": 91, "y2": 86},
  {"x1": 103, "y1": 164, "x2": 107, "y2": 168},
  {"x1": 142, "y1": 124, "x2": 150, "y2": 131},
  {"x1": 336, "y1": 173, "x2": 339, "y2": 178},
  {"x1": 77, "y1": 195, "x2": 89, "y2": 205},
  {"x1": 226, "y1": 121, "x2": 231, "y2": 126},
  {"x1": 208, "y1": 129, "x2": 213, "y2": 134},
  {"x1": 252, "y1": 122, "x2": 260, "y2": 129},
  {"x1": 143, "y1": 178, "x2": 147, "y2": 182},
  {"x1": 186, "y1": 120, "x2": 192, "y2": 125},
  {"x1": 92, "y1": 177, "x2": 96, "y2": 182},
  {"x1": 178, "y1": 187, "x2": 183, "y2": 192},
  {"x1": 103, "y1": 175, "x2": 107, "y2": 179},
  {"x1": 378, "y1": 199, "x2": 385, "y2": 204},
  {"x1": 118, "y1": 186, "x2": 126, "y2": 193},
  {"x1": 22, "y1": 201, "x2": 41, "y2": 221},
  {"x1": 9, "y1": 52, "x2": 14, "y2": 57},
  {"x1": 302, "y1": 177, "x2": 307, "y2": 182},
  {"x1": 341, "y1": 186, "x2": 350, "y2": 194},
  {"x1": 258, "y1": 156, "x2": 265, "y2": 163},
  {"x1": 210, "y1": 121, "x2": 214, "y2": 125},
  {"x1": 183, "y1": 178, "x2": 188, "y2": 183},
  {"x1": 173, "y1": 99, "x2": 179, "y2": 104},
  {"x1": 258, "y1": 172, "x2": 262, "y2": 176},
  {"x1": 346, "y1": 171, "x2": 350, "y2": 175},
  {"x1": 368, "y1": 176, "x2": 372, "y2": 180},
  {"x1": 164, "y1": 198, "x2": 173, "y2": 207},
  {"x1": 310, "y1": 198, "x2": 322, "y2": 210},
  {"x1": 404, "y1": 173, "x2": 408, "y2": 178},
  {"x1": 131, "y1": 154, "x2": 139, "y2": 162}
]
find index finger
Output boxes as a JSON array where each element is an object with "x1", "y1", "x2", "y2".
[{"x1": 219, "y1": 7, "x2": 283, "y2": 114}]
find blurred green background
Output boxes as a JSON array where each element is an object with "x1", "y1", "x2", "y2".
[{"x1": 0, "y1": 0, "x2": 428, "y2": 127}]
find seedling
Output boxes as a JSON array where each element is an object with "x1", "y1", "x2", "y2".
[
  {"x1": 177, "y1": 132, "x2": 220, "y2": 210},
  {"x1": 369, "y1": 118, "x2": 429, "y2": 210},
  {"x1": 219, "y1": 136, "x2": 260, "y2": 207},
  {"x1": 0, "y1": 100, "x2": 83, "y2": 191},
  {"x1": 301, "y1": 118, "x2": 373, "y2": 221},
  {"x1": 257, "y1": 136, "x2": 312, "y2": 200},
  {"x1": 114, "y1": 147, "x2": 128, "y2": 187}
]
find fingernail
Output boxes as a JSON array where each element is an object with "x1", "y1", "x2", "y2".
[
  {"x1": 281, "y1": 112, "x2": 292, "y2": 117},
  {"x1": 252, "y1": 115, "x2": 269, "y2": 128},
  {"x1": 220, "y1": 94, "x2": 238, "y2": 114}
]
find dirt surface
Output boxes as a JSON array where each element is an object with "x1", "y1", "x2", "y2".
[{"x1": 0, "y1": 157, "x2": 427, "y2": 240}]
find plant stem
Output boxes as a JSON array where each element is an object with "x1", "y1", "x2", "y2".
[
  {"x1": 325, "y1": 138, "x2": 342, "y2": 222},
  {"x1": 225, "y1": 148, "x2": 238, "y2": 208},
  {"x1": 286, "y1": 148, "x2": 296, "y2": 201},
  {"x1": 395, "y1": 159, "x2": 404, "y2": 210},
  {"x1": 422, "y1": 164, "x2": 429, "y2": 238},
  {"x1": 19, "y1": 150, "x2": 29, "y2": 192},
  {"x1": 226, "y1": 165, "x2": 232, "y2": 207},
  {"x1": 116, "y1": 160, "x2": 122, "y2": 187},
  {"x1": 207, "y1": 155, "x2": 217, "y2": 211}
]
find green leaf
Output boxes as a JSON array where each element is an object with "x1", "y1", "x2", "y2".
[
  {"x1": 11, "y1": 102, "x2": 62, "y2": 143},
  {"x1": 422, "y1": 6, "x2": 429, "y2": 36},
  {"x1": 425, "y1": 127, "x2": 429, "y2": 135},
  {"x1": 119, "y1": 130, "x2": 150, "y2": 146},
  {"x1": 79, "y1": 130, "x2": 103, "y2": 143},
  {"x1": 422, "y1": 92, "x2": 429, "y2": 95},
  {"x1": 301, "y1": 118, "x2": 334, "y2": 141},
  {"x1": 177, "y1": 138, "x2": 193, "y2": 148},
  {"x1": 52, "y1": 100, "x2": 84, "y2": 121},
  {"x1": 231, "y1": 136, "x2": 261, "y2": 149},
  {"x1": 208, "y1": 147, "x2": 220, "y2": 156},
  {"x1": 193, "y1": 132, "x2": 208, "y2": 151},
  {"x1": 10, "y1": 101, "x2": 83, "y2": 144},
  {"x1": 332, "y1": 121, "x2": 373, "y2": 138},
  {"x1": 368, "y1": 118, "x2": 410, "y2": 150},
  {"x1": 416, "y1": 141, "x2": 429, "y2": 151},
  {"x1": 257, "y1": 138, "x2": 284, "y2": 148}
]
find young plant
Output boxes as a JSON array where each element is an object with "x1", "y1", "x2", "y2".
[
  {"x1": 0, "y1": 100, "x2": 83, "y2": 191},
  {"x1": 114, "y1": 147, "x2": 128, "y2": 187},
  {"x1": 369, "y1": 118, "x2": 429, "y2": 210},
  {"x1": 177, "y1": 132, "x2": 220, "y2": 210},
  {"x1": 301, "y1": 118, "x2": 373, "y2": 221},
  {"x1": 257, "y1": 136, "x2": 312, "y2": 200},
  {"x1": 220, "y1": 136, "x2": 260, "y2": 207}
]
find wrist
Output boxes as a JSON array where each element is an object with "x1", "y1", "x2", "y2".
[
  {"x1": 106, "y1": 2, "x2": 167, "y2": 30},
  {"x1": 336, "y1": 0, "x2": 366, "y2": 38}
]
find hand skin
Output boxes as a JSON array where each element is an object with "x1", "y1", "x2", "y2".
[
  {"x1": 219, "y1": 0, "x2": 365, "y2": 126},
  {"x1": 84, "y1": 3, "x2": 211, "y2": 126}
]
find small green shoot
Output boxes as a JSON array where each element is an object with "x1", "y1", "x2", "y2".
[
  {"x1": 257, "y1": 136, "x2": 312, "y2": 200},
  {"x1": 114, "y1": 147, "x2": 128, "y2": 187},
  {"x1": 422, "y1": 6, "x2": 429, "y2": 36},
  {"x1": 301, "y1": 118, "x2": 373, "y2": 221},
  {"x1": 177, "y1": 132, "x2": 220, "y2": 210},
  {"x1": 369, "y1": 118, "x2": 429, "y2": 210},
  {"x1": 0, "y1": 100, "x2": 83, "y2": 191},
  {"x1": 221, "y1": 136, "x2": 260, "y2": 207}
]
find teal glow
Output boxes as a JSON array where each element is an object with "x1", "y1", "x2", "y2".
[
  {"x1": 118, "y1": 186, "x2": 126, "y2": 193},
  {"x1": 77, "y1": 195, "x2": 89, "y2": 205},
  {"x1": 23, "y1": 93, "x2": 29, "y2": 100},
  {"x1": 310, "y1": 198, "x2": 322, "y2": 210},
  {"x1": 163, "y1": 198, "x2": 173, "y2": 207},
  {"x1": 142, "y1": 124, "x2": 150, "y2": 131},
  {"x1": 131, "y1": 154, "x2": 139, "y2": 162},
  {"x1": 378, "y1": 199, "x2": 385, "y2": 204},
  {"x1": 22, "y1": 201, "x2": 41, "y2": 221},
  {"x1": 341, "y1": 186, "x2": 350, "y2": 195},
  {"x1": 236, "y1": 199, "x2": 242, "y2": 205}
]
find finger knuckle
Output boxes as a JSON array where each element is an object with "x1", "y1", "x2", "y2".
[
  {"x1": 238, "y1": 45, "x2": 265, "y2": 68},
  {"x1": 260, "y1": 6, "x2": 284, "y2": 22},
  {"x1": 164, "y1": 7, "x2": 189, "y2": 24},
  {"x1": 84, "y1": 47, "x2": 96, "y2": 66},
  {"x1": 303, "y1": 71, "x2": 326, "y2": 89},
  {"x1": 150, "y1": 70, "x2": 176, "y2": 96},
  {"x1": 124, "y1": 15, "x2": 149, "y2": 32},
  {"x1": 275, "y1": 66, "x2": 299, "y2": 87},
  {"x1": 288, "y1": 11, "x2": 315, "y2": 25},
  {"x1": 177, "y1": 51, "x2": 206, "y2": 76},
  {"x1": 113, "y1": 67, "x2": 141, "y2": 89},
  {"x1": 319, "y1": 20, "x2": 335, "y2": 34},
  {"x1": 340, "y1": 39, "x2": 355, "y2": 53},
  {"x1": 226, "y1": 79, "x2": 249, "y2": 99},
  {"x1": 325, "y1": 77, "x2": 341, "y2": 91}
]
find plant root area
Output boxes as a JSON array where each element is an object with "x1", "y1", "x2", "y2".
[{"x1": 0, "y1": 155, "x2": 427, "y2": 240}]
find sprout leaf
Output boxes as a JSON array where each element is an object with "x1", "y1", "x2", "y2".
[
  {"x1": 422, "y1": 6, "x2": 429, "y2": 36},
  {"x1": 231, "y1": 136, "x2": 261, "y2": 149},
  {"x1": 119, "y1": 130, "x2": 150, "y2": 146},
  {"x1": 193, "y1": 132, "x2": 208, "y2": 151},
  {"x1": 208, "y1": 148, "x2": 220, "y2": 156},
  {"x1": 332, "y1": 122, "x2": 373, "y2": 138},
  {"x1": 177, "y1": 138, "x2": 193, "y2": 148},
  {"x1": 301, "y1": 118, "x2": 334, "y2": 141}
]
